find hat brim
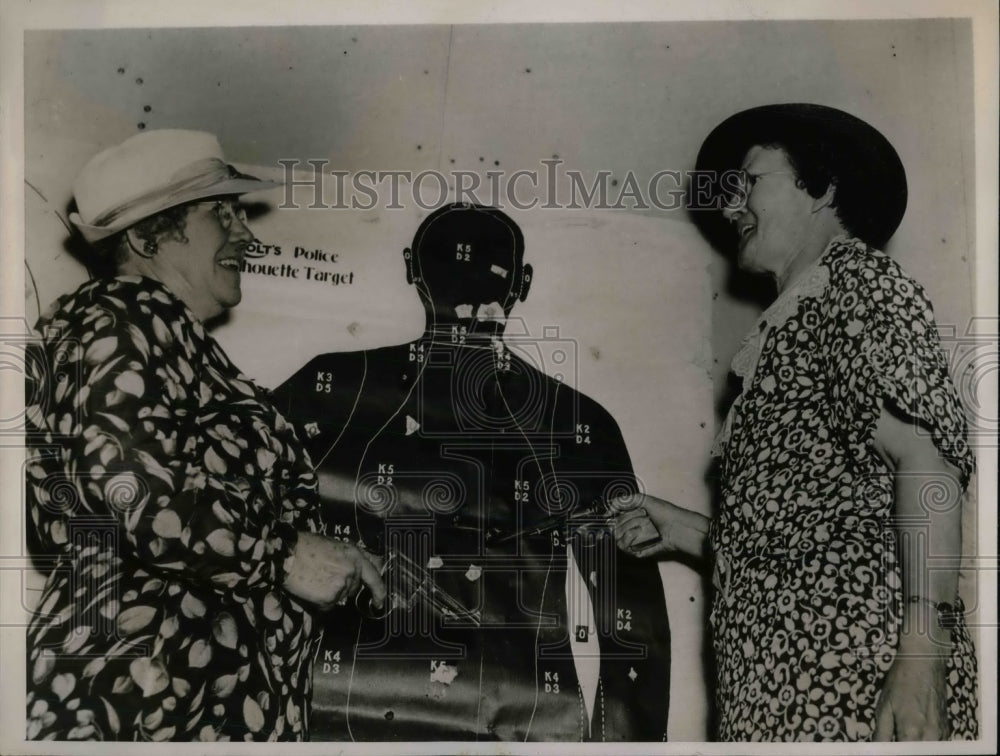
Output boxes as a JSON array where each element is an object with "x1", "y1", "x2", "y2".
[
  {"x1": 694, "y1": 103, "x2": 907, "y2": 248},
  {"x1": 69, "y1": 172, "x2": 282, "y2": 243}
]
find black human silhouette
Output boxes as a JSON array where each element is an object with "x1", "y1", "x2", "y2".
[{"x1": 272, "y1": 203, "x2": 671, "y2": 741}]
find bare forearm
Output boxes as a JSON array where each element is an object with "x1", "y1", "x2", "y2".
[
  {"x1": 894, "y1": 454, "x2": 963, "y2": 644},
  {"x1": 894, "y1": 459, "x2": 962, "y2": 602},
  {"x1": 665, "y1": 504, "x2": 711, "y2": 559},
  {"x1": 873, "y1": 407, "x2": 964, "y2": 739},
  {"x1": 874, "y1": 407, "x2": 964, "y2": 635}
]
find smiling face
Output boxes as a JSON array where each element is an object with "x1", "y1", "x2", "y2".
[
  {"x1": 145, "y1": 198, "x2": 253, "y2": 321},
  {"x1": 722, "y1": 145, "x2": 819, "y2": 283}
]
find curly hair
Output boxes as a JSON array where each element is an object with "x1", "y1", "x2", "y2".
[
  {"x1": 762, "y1": 133, "x2": 880, "y2": 247},
  {"x1": 90, "y1": 203, "x2": 194, "y2": 274}
]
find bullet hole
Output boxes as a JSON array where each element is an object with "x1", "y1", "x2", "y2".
[
  {"x1": 941, "y1": 237, "x2": 947, "y2": 243},
  {"x1": 424, "y1": 69, "x2": 429, "y2": 75},
  {"x1": 700, "y1": 422, "x2": 706, "y2": 428},
  {"x1": 493, "y1": 160, "x2": 499, "y2": 166},
  {"x1": 417, "y1": 144, "x2": 422, "y2": 150},
  {"x1": 525, "y1": 67, "x2": 532, "y2": 73},
  {"x1": 135, "y1": 77, "x2": 143, "y2": 85},
  {"x1": 143, "y1": 105, "x2": 151, "y2": 112},
  {"x1": 712, "y1": 292, "x2": 719, "y2": 300},
  {"x1": 137, "y1": 122, "x2": 146, "y2": 130},
  {"x1": 961, "y1": 256, "x2": 967, "y2": 262},
  {"x1": 288, "y1": 66, "x2": 294, "y2": 71},
  {"x1": 689, "y1": 596, "x2": 695, "y2": 602},
  {"x1": 351, "y1": 37, "x2": 358, "y2": 43},
  {"x1": 117, "y1": 67, "x2": 125, "y2": 75},
  {"x1": 611, "y1": 178, "x2": 619, "y2": 187},
  {"x1": 478, "y1": 156, "x2": 484, "y2": 162},
  {"x1": 343, "y1": 50, "x2": 348, "y2": 55},
  {"x1": 449, "y1": 158, "x2": 455, "y2": 164},
  {"x1": 384, "y1": 710, "x2": 394, "y2": 720}
]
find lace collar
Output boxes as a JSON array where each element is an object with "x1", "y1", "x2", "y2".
[{"x1": 711, "y1": 236, "x2": 860, "y2": 456}]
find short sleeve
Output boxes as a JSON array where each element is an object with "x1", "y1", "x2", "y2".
[{"x1": 824, "y1": 253, "x2": 975, "y2": 487}]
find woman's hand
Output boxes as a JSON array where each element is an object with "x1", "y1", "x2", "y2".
[
  {"x1": 610, "y1": 493, "x2": 709, "y2": 560},
  {"x1": 282, "y1": 531, "x2": 386, "y2": 612},
  {"x1": 612, "y1": 504, "x2": 670, "y2": 558},
  {"x1": 874, "y1": 628, "x2": 951, "y2": 740}
]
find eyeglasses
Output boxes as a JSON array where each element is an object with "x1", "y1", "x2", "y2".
[
  {"x1": 722, "y1": 169, "x2": 797, "y2": 209},
  {"x1": 206, "y1": 198, "x2": 249, "y2": 229}
]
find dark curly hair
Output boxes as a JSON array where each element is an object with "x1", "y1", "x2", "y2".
[
  {"x1": 760, "y1": 131, "x2": 880, "y2": 247},
  {"x1": 90, "y1": 202, "x2": 195, "y2": 275}
]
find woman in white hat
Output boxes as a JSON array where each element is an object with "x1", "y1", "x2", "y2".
[
  {"x1": 613, "y1": 104, "x2": 978, "y2": 742},
  {"x1": 24, "y1": 130, "x2": 385, "y2": 742}
]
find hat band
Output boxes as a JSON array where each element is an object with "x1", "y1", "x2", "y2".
[{"x1": 91, "y1": 157, "x2": 238, "y2": 227}]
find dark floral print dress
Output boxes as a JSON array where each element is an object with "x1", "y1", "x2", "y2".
[
  {"x1": 25, "y1": 276, "x2": 324, "y2": 742},
  {"x1": 710, "y1": 238, "x2": 978, "y2": 741}
]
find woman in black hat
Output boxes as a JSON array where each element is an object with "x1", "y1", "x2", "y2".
[
  {"x1": 25, "y1": 130, "x2": 385, "y2": 741},
  {"x1": 613, "y1": 104, "x2": 978, "y2": 741}
]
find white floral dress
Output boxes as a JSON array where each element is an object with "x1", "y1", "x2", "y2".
[
  {"x1": 710, "y1": 238, "x2": 978, "y2": 741},
  {"x1": 25, "y1": 276, "x2": 323, "y2": 741}
]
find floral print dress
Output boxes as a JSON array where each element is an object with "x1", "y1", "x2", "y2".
[
  {"x1": 25, "y1": 276, "x2": 324, "y2": 742},
  {"x1": 710, "y1": 238, "x2": 978, "y2": 741}
]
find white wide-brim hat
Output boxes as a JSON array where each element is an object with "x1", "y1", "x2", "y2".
[{"x1": 69, "y1": 129, "x2": 281, "y2": 243}]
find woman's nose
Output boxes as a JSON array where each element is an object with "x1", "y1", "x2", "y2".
[{"x1": 230, "y1": 215, "x2": 255, "y2": 242}]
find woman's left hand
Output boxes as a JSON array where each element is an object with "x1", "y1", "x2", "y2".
[{"x1": 874, "y1": 636, "x2": 950, "y2": 740}]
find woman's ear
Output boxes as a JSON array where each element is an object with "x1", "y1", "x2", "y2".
[
  {"x1": 811, "y1": 182, "x2": 837, "y2": 214},
  {"x1": 125, "y1": 227, "x2": 158, "y2": 259}
]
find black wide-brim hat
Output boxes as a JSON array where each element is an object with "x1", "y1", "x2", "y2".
[{"x1": 694, "y1": 103, "x2": 907, "y2": 249}]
